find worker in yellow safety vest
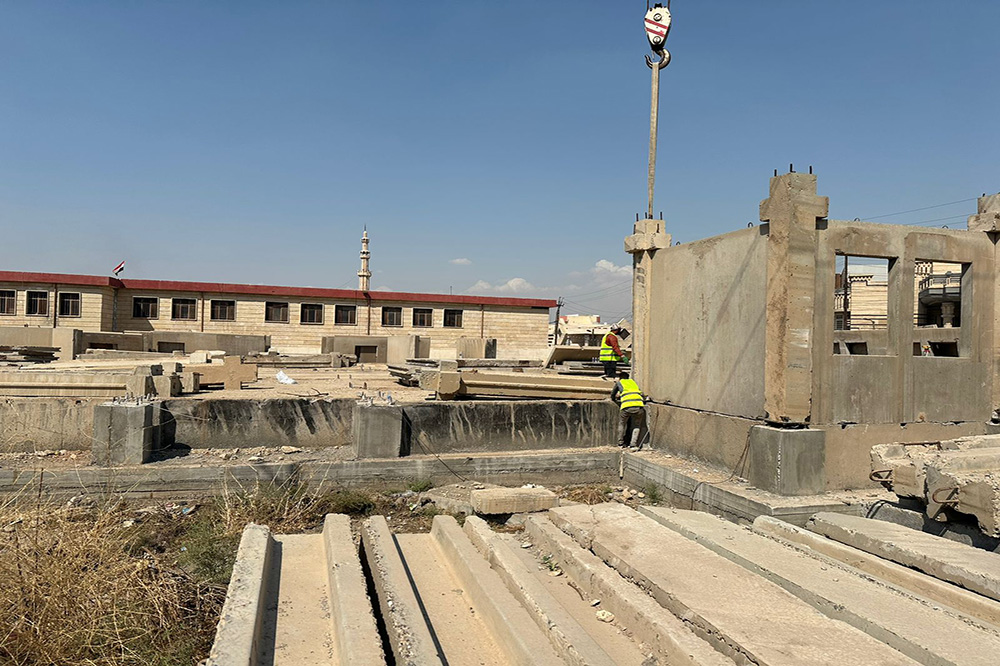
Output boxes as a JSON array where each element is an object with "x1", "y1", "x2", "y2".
[
  {"x1": 611, "y1": 370, "x2": 646, "y2": 449},
  {"x1": 599, "y1": 326, "x2": 630, "y2": 378}
]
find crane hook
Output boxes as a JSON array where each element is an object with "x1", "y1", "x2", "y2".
[{"x1": 645, "y1": 49, "x2": 671, "y2": 70}]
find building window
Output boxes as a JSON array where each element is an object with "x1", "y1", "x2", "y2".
[
  {"x1": 335, "y1": 304, "x2": 357, "y2": 325},
  {"x1": 171, "y1": 298, "x2": 197, "y2": 320},
  {"x1": 443, "y1": 309, "x2": 463, "y2": 328},
  {"x1": 58, "y1": 293, "x2": 81, "y2": 317},
  {"x1": 381, "y1": 306, "x2": 402, "y2": 327},
  {"x1": 211, "y1": 300, "x2": 236, "y2": 321},
  {"x1": 132, "y1": 297, "x2": 158, "y2": 319},
  {"x1": 0, "y1": 290, "x2": 14, "y2": 315},
  {"x1": 412, "y1": 308, "x2": 433, "y2": 327},
  {"x1": 301, "y1": 303, "x2": 324, "y2": 324},
  {"x1": 26, "y1": 291, "x2": 49, "y2": 316},
  {"x1": 265, "y1": 301, "x2": 289, "y2": 323}
]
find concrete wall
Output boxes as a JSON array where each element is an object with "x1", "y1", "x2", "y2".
[
  {"x1": 401, "y1": 400, "x2": 617, "y2": 455},
  {"x1": 645, "y1": 226, "x2": 768, "y2": 419},
  {"x1": 0, "y1": 398, "x2": 99, "y2": 452},
  {"x1": 162, "y1": 399, "x2": 354, "y2": 450},
  {"x1": 138, "y1": 331, "x2": 269, "y2": 355}
]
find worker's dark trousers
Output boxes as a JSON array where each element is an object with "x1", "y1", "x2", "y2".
[
  {"x1": 602, "y1": 361, "x2": 617, "y2": 378},
  {"x1": 618, "y1": 407, "x2": 646, "y2": 448}
]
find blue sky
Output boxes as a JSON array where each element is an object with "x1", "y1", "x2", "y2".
[{"x1": 1, "y1": 2, "x2": 997, "y2": 321}]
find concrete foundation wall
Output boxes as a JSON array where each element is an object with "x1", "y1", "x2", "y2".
[
  {"x1": 0, "y1": 398, "x2": 100, "y2": 452},
  {"x1": 136, "y1": 331, "x2": 270, "y2": 356},
  {"x1": 401, "y1": 401, "x2": 617, "y2": 455},
  {"x1": 162, "y1": 398, "x2": 354, "y2": 450},
  {"x1": 645, "y1": 402, "x2": 757, "y2": 472},
  {"x1": 646, "y1": 227, "x2": 768, "y2": 419}
]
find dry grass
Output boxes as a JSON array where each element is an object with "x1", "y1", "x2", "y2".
[
  {"x1": 0, "y1": 495, "x2": 224, "y2": 666},
  {"x1": 560, "y1": 484, "x2": 613, "y2": 505}
]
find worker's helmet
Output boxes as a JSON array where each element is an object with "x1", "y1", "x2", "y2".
[{"x1": 644, "y1": 4, "x2": 671, "y2": 52}]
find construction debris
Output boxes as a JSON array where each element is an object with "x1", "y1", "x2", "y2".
[{"x1": 0, "y1": 345, "x2": 59, "y2": 367}]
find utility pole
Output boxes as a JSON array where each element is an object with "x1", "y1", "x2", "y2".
[
  {"x1": 644, "y1": 3, "x2": 672, "y2": 220},
  {"x1": 553, "y1": 297, "x2": 564, "y2": 346}
]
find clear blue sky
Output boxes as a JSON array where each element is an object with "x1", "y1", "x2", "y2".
[{"x1": 2, "y1": 2, "x2": 997, "y2": 322}]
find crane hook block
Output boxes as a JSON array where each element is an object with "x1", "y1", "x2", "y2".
[{"x1": 644, "y1": 4, "x2": 671, "y2": 53}]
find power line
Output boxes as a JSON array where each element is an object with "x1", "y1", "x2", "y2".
[{"x1": 859, "y1": 197, "x2": 978, "y2": 221}]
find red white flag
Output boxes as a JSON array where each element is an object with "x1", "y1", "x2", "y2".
[{"x1": 113, "y1": 260, "x2": 126, "y2": 276}]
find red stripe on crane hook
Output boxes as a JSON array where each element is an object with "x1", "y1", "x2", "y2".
[{"x1": 645, "y1": 18, "x2": 669, "y2": 31}]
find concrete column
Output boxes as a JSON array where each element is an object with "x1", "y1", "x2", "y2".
[
  {"x1": 758, "y1": 173, "x2": 829, "y2": 424},
  {"x1": 93, "y1": 400, "x2": 156, "y2": 465},
  {"x1": 625, "y1": 218, "x2": 671, "y2": 391},
  {"x1": 941, "y1": 301, "x2": 956, "y2": 328}
]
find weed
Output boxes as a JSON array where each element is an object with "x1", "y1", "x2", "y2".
[
  {"x1": 642, "y1": 482, "x2": 663, "y2": 505},
  {"x1": 407, "y1": 478, "x2": 434, "y2": 493}
]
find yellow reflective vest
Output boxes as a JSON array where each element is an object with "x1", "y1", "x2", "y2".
[
  {"x1": 599, "y1": 332, "x2": 623, "y2": 362},
  {"x1": 617, "y1": 379, "x2": 644, "y2": 410}
]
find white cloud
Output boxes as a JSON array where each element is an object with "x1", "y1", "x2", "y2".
[
  {"x1": 470, "y1": 277, "x2": 538, "y2": 294},
  {"x1": 449, "y1": 258, "x2": 472, "y2": 266},
  {"x1": 591, "y1": 259, "x2": 631, "y2": 280}
]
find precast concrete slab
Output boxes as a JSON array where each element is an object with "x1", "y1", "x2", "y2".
[
  {"x1": 462, "y1": 516, "x2": 618, "y2": 666},
  {"x1": 523, "y1": 514, "x2": 733, "y2": 666},
  {"x1": 430, "y1": 516, "x2": 564, "y2": 666},
  {"x1": 809, "y1": 512, "x2": 1000, "y2": 602},
  {"x1": 322, "y1": 514, "x2": 385, "y2": 665},
  {"x1": 470, "y1": 487, "x2": 558, "y2": 514},
  {"x1": 548, "y1": 503, "x2": 918, "y2": 666},
  {"x1": 639, "y1": 506, "x2": 1000, "y2": 666},
  {"x1": 263, "y1": 534, "x2": 336, "y2": 665},
  {"x1": 207, "y1": 524, "x2": 273, "y2": 666},
  {"x1": 361, "y1": 516, "x2": 444, "y2": 665},
  {"x1": 752, "y1": 516, "x2": 1000, "y2": 629}
]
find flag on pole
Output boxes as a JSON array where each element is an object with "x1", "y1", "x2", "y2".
[{"x1": 113, "y1": 260, "x2": 126, "y2": 276}]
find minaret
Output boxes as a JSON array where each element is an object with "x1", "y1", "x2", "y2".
[{"x1": 357, "y1": 227, "x2": 371, "y2": 291}]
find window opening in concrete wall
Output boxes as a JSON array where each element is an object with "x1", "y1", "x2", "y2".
[
  {"x1": 334, "y1": 304, "x2": 356, "y2": 325},
  {"x1": 914, "y1": 260, "x2": 964, "y2": 328},
  {"x1": 0, "y1": 290, "x2": 13, "y2": 315},
  {"x1": 300, "y1": 303, "x2": 323, "y2": 324},
  {"x1": 834, "y1": 255, "x2": 889, "y2": 331},
  {"x1": 132, "y1": 297, "x2": 157, "y2": 319},
  {"x1": 171, "y1": 298, "x2": 196, "y2": 320},
  {"x1": 58, "y1": 293, "x2": 81, "y2": 317},
  {"x1": 443, "y1": 309, "x2": 463, "y2": 328},
  {"x1": 413, "y1": 308, "x2": 433, "y2": 327},
  {"x1": 157, "y1": 341, "x2": 185, "y2": 353},
  {"x1": 26, "y1": 291, "x2": 48, "y2": 316},
  {"x1": 382, "y1": 306, "x2": 402, "y2": 327},
  {"x1": 211, "y1": 300, "x2": 235, "y2": 321},
  {"x1": 265, "y1": 302, "x2": 289, "y2": 323}
]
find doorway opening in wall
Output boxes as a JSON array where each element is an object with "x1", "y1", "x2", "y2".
[{"x1": 834, "y1": 255, "x2": 890, "y2": 329}]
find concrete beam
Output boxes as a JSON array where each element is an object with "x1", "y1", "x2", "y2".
[
  {"x1": 548, "y1": 503, "x2": 915, "y2": 666},
  {"x1": 206, "y1": 524, "x2": 274, "y2": 666},
  {"x1": 463, "y1": 516, "x2": 616, "y2": 666},
  {"x1": 361, "y1": 516, "x2": 443, "y2": 665},
  {"x1": 322, "y1": 514, "x2": 385, "y2": 665},
  {"x1": 470, "y1": 487, "x2": 558, "y2": 515},
  {"x1": 809, "y1": 512, "x2": 1000, "y2": 602},
  {"x1": 641, "y1": 506, "x2": 1000, "y2": 665},
  {"x1": 431, "y1": 515, "x2": 564, "y2": 665}
]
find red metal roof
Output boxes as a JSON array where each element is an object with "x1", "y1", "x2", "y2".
[{"x1": 0, "y1": 271, "x2": 556, "y2": 309}]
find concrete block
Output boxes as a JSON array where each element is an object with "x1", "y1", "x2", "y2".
[
  {"x1": 152, "y1": 374, "x2": 181, "y2": 398},
  {"x1": 92, "y1": 402, "x2": 155, "y2": 465},
  {"x1": 352, "y1": 404, "x2": 403, "y2": 459},
  {"x1": 207, "y1": 524, "x2": 274, "y2": 666},
  {"x1": 125, "y1": 375, "x2": 154, "y2": 397},
  {"x1": 161, "y1": 361, "x2": 183, "y2": 374},
  {"x1": 323, "y1": 514, "x2": 385, "y2": 665},
  {"x1": 470, "y1": 487, "x2": 558, "y2": 514},
  {"x1": 641, "y1": 506, "x2": 1000, "y2": 666},
  {"x1": 179, "y1": 372, "x2": 200, "y2": 394},
  {"x1": 809, "y1": 512, "x2": 1000, "y2": 603},
  {"x1": 438, "y1": 360, "x2": 459, "y2": 372},
  {"x1": 747, "y1": 425, "x2": 825, "y2": 496},
  {"x1": 456, "y1": 337, "x2": 497, "y2": 360},
  {"x1": 549, "y1": 503, "x2": 914, "y2": 666},
  {"x1": 189, "y1": 350, "x2": 210, "y2": 364},
  {"x1": 430, "y1": 516, "x2": 563, "y2": 665}
]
